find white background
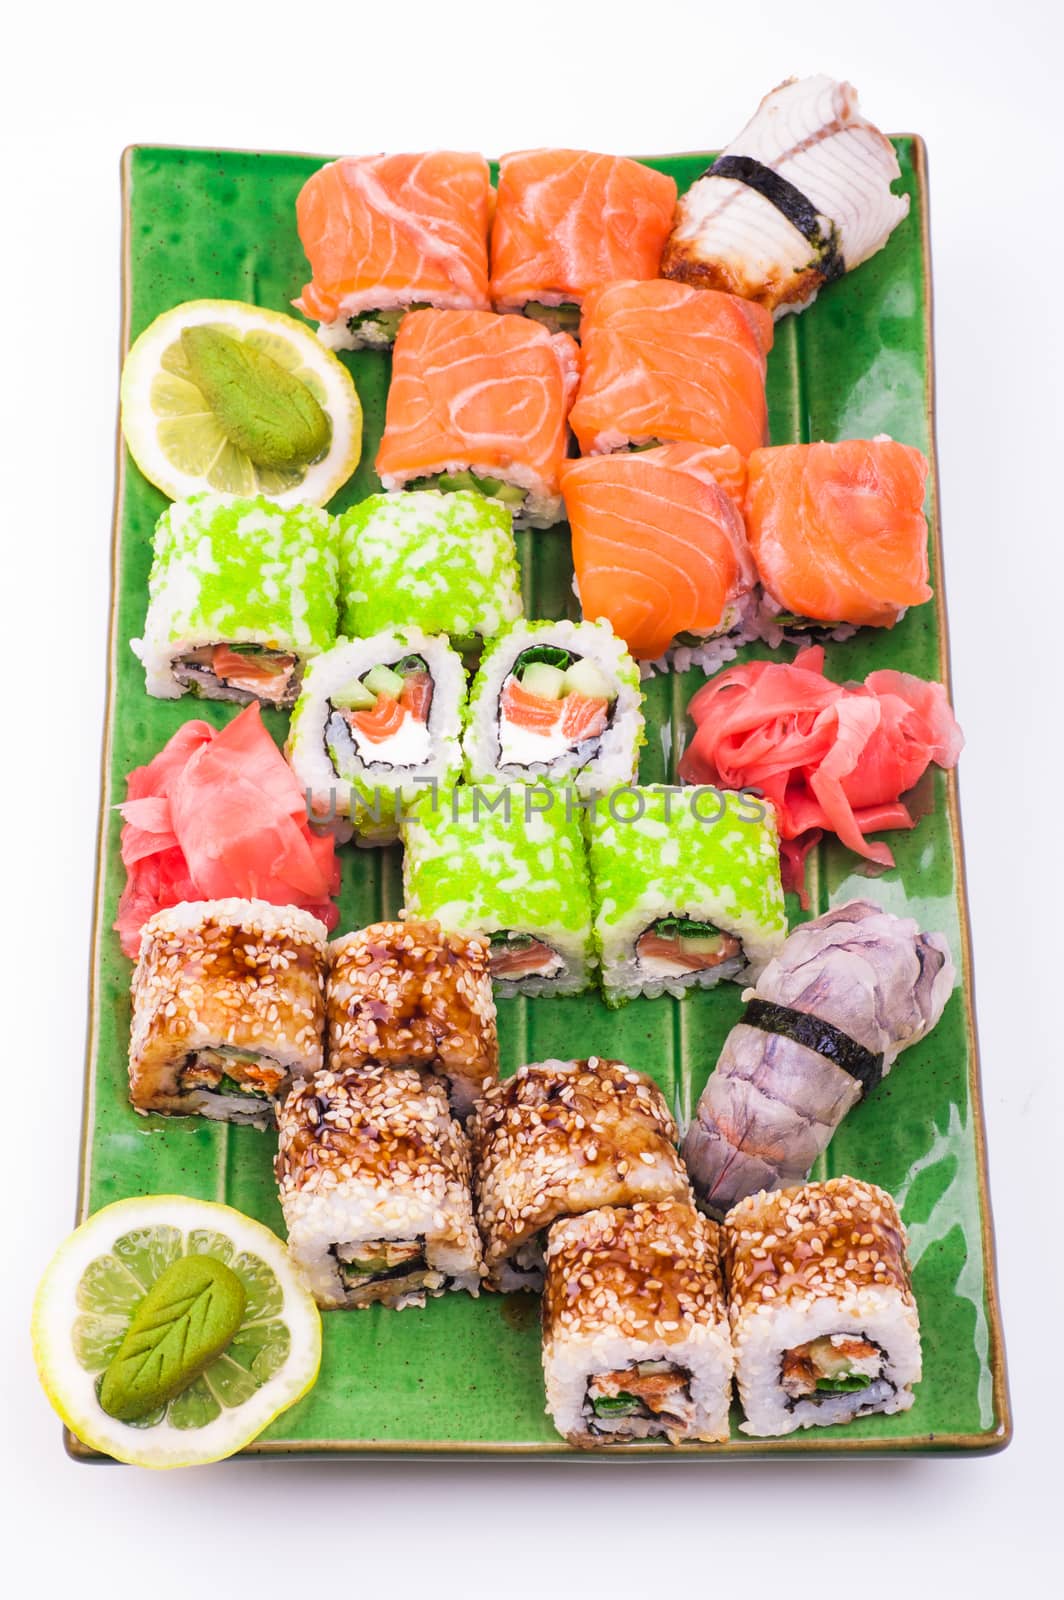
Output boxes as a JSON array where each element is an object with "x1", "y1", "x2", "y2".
[{"x1": 2, "y1": 2, "x2": 1061, "y2": 1593}]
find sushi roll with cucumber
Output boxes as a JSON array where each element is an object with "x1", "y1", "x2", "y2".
[
  {"x1": 463, "y1": 620, "x2": 644, "y2": 795},
  {"x1": 132, "y1": 494, "x2": 339, "y2": 707},
  {"x1": 339, "y1": 491, "x2": 523, "y2": 653},
  {"x1": 294, "y1": 152, "x2": 493, "y2": 350},
  {"x1": 542, "y1": 1201, "x2": 733, "y2": 1446},
  {"x1": 286, "y1": 628, "x2": 465, "y2": 844},
  {"x1": 587, "y1": 786, "x2": 787, "y2": 1005},
  {"x1": 400, "y1": 783, "x2": 595, "y2": 995},
  {"x1": 724, "y1": 1177, "x2": 922, "y2": 1435},
  {"x1": 470, "y1": 1058, "x2": 691, "y2": 1292},
  {"x1": 490, "y1": 150, "x2": 677, "y2": 332},
  {"x1": 375, "y1": 308, "x2": 580, "y2": 529},
  {"x1": 128, "y1": 899, "x2": 328, "y2": 1129},
  {"x1": 326, "y1": 920, "x2": 499, "y2": 1120},
  {"x1": 275, "y1": 1066, "x2": 483, "y2": 1310}
]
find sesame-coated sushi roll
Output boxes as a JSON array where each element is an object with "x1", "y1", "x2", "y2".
[
  {"x1": 587, "y1": 786, "x2": 787, "y2": 1006},
  {"x1": 276, "y1": 1066, "x2": 483, "y2": 1310},
  {"x1": 128, "y1": 899, "x2": 328, "y2": 1129},
  {"x1": 401, "y1": 783, "x2": 595, "y2": 995},
  {"x1": 286, "y1": 628, "x2": 465, "y2": 843},
  {"x1": 470, "y1": 1058, "x2": 691, "y2": 1291},
  {"x1": 326, "y1": 920, "x2": 499, "y2": 1120},
  {"x1": 463, "y1": 620, "x2": 644, "y2": 797},
  {"x1": 542, "y1": 1202, "x2": 733, "y2": 1446},
  {"x1": 339, "y1": 491, "x2": 522, "y2": 654},
  {"x1": 724, "y1": 1177, "x2": 921, "y2": 1436},
  {"x1": 131, "y1": 495, "x2": 338, "y2": 706}
]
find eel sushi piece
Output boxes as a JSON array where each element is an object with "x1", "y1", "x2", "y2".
[
  {"x1": 586, "y1": 786, "x2": 787, "y2": 1006},
  {"x1": 470, "y1": 1058, "x2": 691, "y2": 1292},
  {"x1": 661, "y1": 76, "x2": 909, "y2": 317},
  {"x1": 131, "y1": 495, "x2": 338, "y2": 707},
  {"x1": 339, "y1": 490, "x2": 522, "y2": 654},
  {"x1": 285, "y1": 627, "x2": 465, "y2": 844},
  {"x1": 400, "y1": 782, "x2": 595, "y2": 997},
  {"x1": 128, "y1": 899, "x2": 328, "y2": 1129},
  {"x1": 724, "y1": 1177, "x2": 921, "y2": 1435},
  {"x1": 683, "y1": 900, "x2": 955, "y2": 1215},
  {"x1": 567, "y1": 279, "x2": 772, "y2": 461},
  {"x1": 463, "y1": 619, "x2": 644, "y2": 797},
  {"x1": 275, "y1": 1066, "x2": 483, "y2": 1309},
  {"x1": 325, "y1": 920, "x2": 499, "y2": 1121},
  {"x1": 560, "y1": 441, "x2": 757, "y2": 672},
  {"x1": 746, "y1": 438, "x2": 932, "y2": 633},
  {"x1": 375, "y1": 308, "x2": 580, "y2": 529},
  {"x1": 542, "y1": 1200, "x2": 733, "y2": 1446},
  {"x1": 490, "y1": 149, "x2": 677, "y2": 331},
  {"x1": 293, "y1": 152, "x2": 492, "y2": 349}
]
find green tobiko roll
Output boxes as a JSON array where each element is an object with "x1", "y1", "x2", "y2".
[
  {"x1": 340, "y1": 490, "x2": 522, "y2": 650},
  {"x1": 587, "y1": 785, "x2": 787, "y2": 1006},
  {"x1": 400, "y1": 783, "x2": 594, "y2": 996},
  {"x1": 132, "y1": 494, "x2": 339, "y2": 707}
]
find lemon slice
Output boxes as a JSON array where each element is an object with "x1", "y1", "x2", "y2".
[
  {"x1": 120, "y1": 300, "x2": 362, "y2": 508},
  {"x1": 32, "y1": 1195, "x2": 321, "y2": 1468}
]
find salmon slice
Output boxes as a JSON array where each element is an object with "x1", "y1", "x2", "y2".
[
  {"x1": 560, "y1": 442, "x2": 757, "y2": 661},
  {"x1": 560, "y1": 693, "x2": 609, "y2": 743},
  {"x1": 745, "y1": 438, "x2": 932, "y2": 627},
  {"x1": 293, "y1": 152, "x2": 492, "y2": 325},
  {"x1": 398, "y1": 670, "x2": 434, "y2": 720},
  {"x1": 500, "y1": 678, "x2": 563, "y2": 732},
  {"x1": 490, "y1": 150, "x2": 677, "y2": 309},
  {"x1": 568, "y1": 279, "x2": 772, "y2": 458},
  {"x1": 348, "y1": 694, "x2": 407, "y2": 743},
  {"x1": 375, "y1": 309, "x2": 580, "y2": 506},
  {"x1": 210, "y1": 645, "x2": 296, "y2": 701}
]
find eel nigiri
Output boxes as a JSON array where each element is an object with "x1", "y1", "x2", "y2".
[
  {"x1": 490, "y1": 150, "x2": 677, "y2": 332},
  {"x1": 683, "y1": 900, "x2": 954, "y2": 1215},
  {"x1": 661, "y1": 76, "x2": 909, "y2": 316},
  {"x1": 375, "y1": 308, "x2": 579, "y2": 529},
  {"x1": 294, "y1": 152, "x2": 492, "y2": 349},
  {"x1": 568, "y1": 279, "x2": 772, "y2": 461},
  {"x1": 560, "y1": 441, "x2": 756, "y2": 669},
  {"x1": 746, "y1": 437, "x2": 932, "y2": 631}
]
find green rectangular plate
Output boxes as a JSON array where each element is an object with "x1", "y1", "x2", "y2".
[{"x1": 74, "y1": 141, "x2": 1010, "y2": 1458}]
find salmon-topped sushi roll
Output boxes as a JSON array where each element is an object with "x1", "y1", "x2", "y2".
[
  {"x1": 561, "y1": 442, "x2": 757, "y2": 672},
  {"x1": 568, "y1": 279, "x2": 772, "y2": 461},
  {"x1": 745, "y1": 437, "x2": 932, "y2": 632},
  {"x1": 375, "y1": 308, "x2": 580, "y2": 529},
  {"x1": 490, "y1": 149, "x2": 677, "y2": 333},
  {"x1": 294, "y1": 152, "x2": 492, "y2": 350}
]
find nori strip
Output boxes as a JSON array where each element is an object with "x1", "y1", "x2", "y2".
[
  {"x1": 742, "y1": 998, "x2": 884, "y2": 1095},
  {"x1": 705, "y1": 155, "x2": 845, "y2": 281}
]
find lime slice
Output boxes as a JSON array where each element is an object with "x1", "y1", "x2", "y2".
[
  {"x1": 32, "y1": 1195, "x2": 321, "y2": 1468},
  {"x1": 120, "y1": 300, "x2": 362, "y2": 508}
]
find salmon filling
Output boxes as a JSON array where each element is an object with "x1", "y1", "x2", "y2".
[
  {"x1": 586, "y1": 1361, "x2": 695, "y2": 1437},
  {"x1": 488, "y1": 931, "x2": 563, "y2": 981},
  {"x1": 497, "y1": 645, "x2": 616, "y2": 770},
  {"x1": 780, "y1": 1335, "x2": 882, "y2": 1400},
  {"x1": 636, "y1": 918, "x2": 743, "y2": 979},
  {"x1": 326, "y1": 657, "x2": 434, "y2": 770},
  {"x1": 174, "y1": 643, "x2": 299, "y2": 707}
]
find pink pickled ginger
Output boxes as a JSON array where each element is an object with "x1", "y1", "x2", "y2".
[
  {"x1": 679, "y1": 646, "x2": 963, "y2": 903},
  {"x1": 115, "y1": 704, "x2": 340, "y2": 957}
]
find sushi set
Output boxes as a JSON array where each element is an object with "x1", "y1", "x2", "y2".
[{"x1": 39, "y1": 76, "x2": 1010, "y2": 1464}]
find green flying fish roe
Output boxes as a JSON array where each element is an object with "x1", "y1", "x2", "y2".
[
  {"x1": 587, "y1": 786, "x2": 787, "y2": 996},
  {"x1": 401, "y1": 783, "x2": 594, "y2": 985},
  {"x1": 340, "y1": 491, "x2": 523, "y2": 648},
  {"x1": 137, "y1": 494, "x2": 339, "y2": 684}
]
